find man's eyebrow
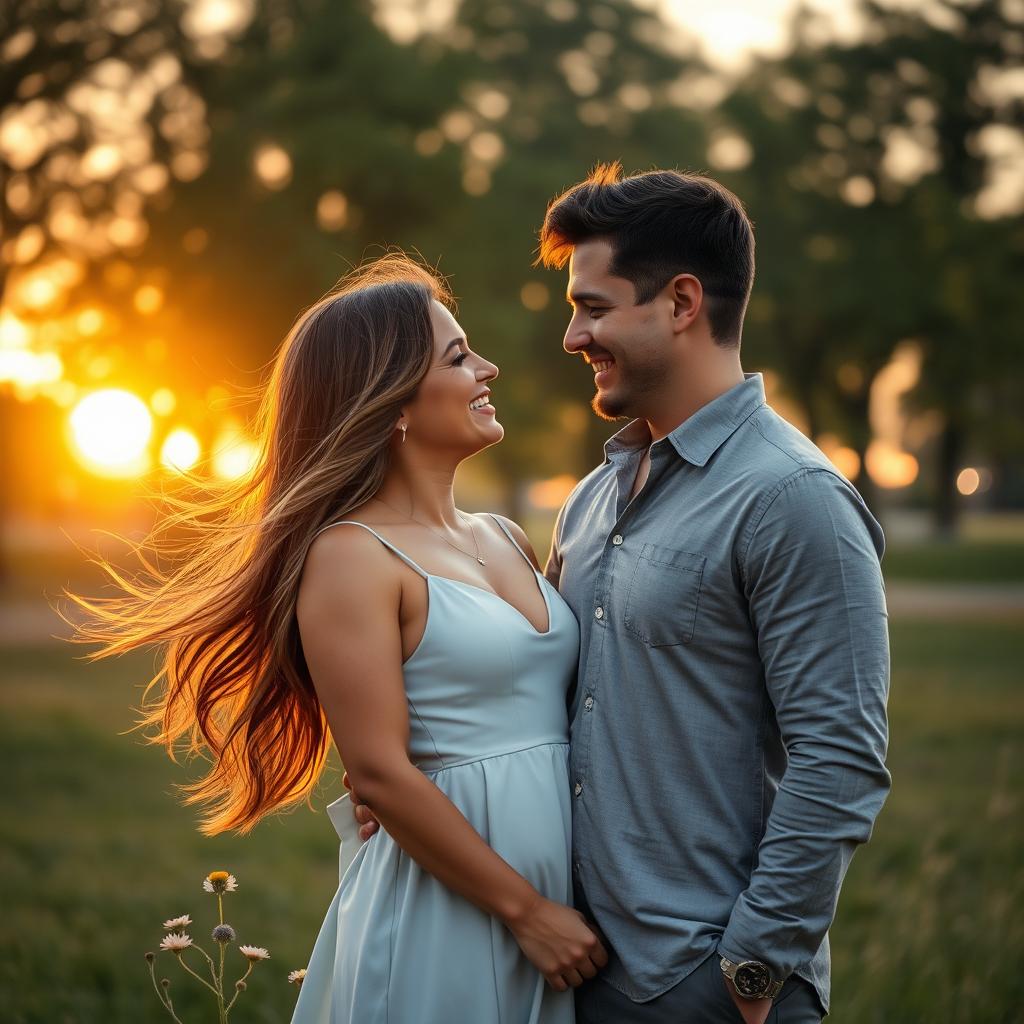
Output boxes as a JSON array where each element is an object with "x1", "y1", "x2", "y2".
[
  {"x1": 567, "y1": 291, "x2": 613, "y2": 305},
  {"x1": 441, "y1": 337, "x2": 466, "y2": 357}
]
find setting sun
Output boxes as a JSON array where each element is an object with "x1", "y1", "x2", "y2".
[{"x1": 68, "y1": 388, "x2": 153, "y2": 478}]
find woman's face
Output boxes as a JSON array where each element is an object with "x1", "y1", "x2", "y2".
[{"x1": 401, "y1": 300, "x2": 503, "y2": 456}]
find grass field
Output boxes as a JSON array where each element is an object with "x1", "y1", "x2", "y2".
[
  {"x1": 879, "y1": 541, "x2": 1024, "y2": 584},
  {"x1": 2, "y1": 617, "x2": 1022, "y2": 1023}
]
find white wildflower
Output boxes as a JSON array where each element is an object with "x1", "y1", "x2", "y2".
[
  {"x1": 159, "y1": 931, "x2": 194, "y2": 953},
  {"x1": 162, "y1": 915, "x2": 192, "y2": 931},
  {"x1": 203, "y1": 871, "x2": 238, "y2": 894}
]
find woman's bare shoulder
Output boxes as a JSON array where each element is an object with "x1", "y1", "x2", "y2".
[{"x1": 299, "y1": 521, "x2": 400, "y2": 613}]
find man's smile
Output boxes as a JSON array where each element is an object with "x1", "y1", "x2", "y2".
[{"x1": 582, "y1": 350, "x2": 617, "y2": 386}]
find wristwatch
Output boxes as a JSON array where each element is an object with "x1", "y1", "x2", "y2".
[{"x1": 719, "y1": 955, "x2": 784, "y2": 1000}]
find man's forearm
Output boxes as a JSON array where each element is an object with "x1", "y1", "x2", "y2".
[
  {"x1": 719, "y1": 739, "x2": 891, "y2": 978},
  {"x1": 732, "y1": 468, "x2": 892, "y2": 980}
]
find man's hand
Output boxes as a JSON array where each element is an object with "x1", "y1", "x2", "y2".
[
  {"x1": 724, "y1": 976, "x2": 772, "y2": 1024},
  {"x1": 343, "y1": 771, "x2": 381, "y2": 841}
]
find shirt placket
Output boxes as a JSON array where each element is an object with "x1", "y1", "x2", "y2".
[{"x1": 571, "y1": 447, "x2": 649, "y2": 807}]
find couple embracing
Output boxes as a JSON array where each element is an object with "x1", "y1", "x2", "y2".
[
  {"x1": 78, "y1": 163, "x2": 889, "y2": 1024},
  {"x1": 289, "y1": 165, "x2": 890, "y2": 1024}
]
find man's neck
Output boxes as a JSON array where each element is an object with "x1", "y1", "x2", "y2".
[{"x1": 645, "y1": 364, "x2": 745, "y2": 442}]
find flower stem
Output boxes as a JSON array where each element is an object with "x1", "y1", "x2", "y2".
[
  {"x1": 218, "y1": 942, "x2": 227, "y2": 1023},
  {"x1": 225, "y1": 962, "x2": 254, "y2": 1014},
  {"x1": 174, "y1": 951, "x2": 223, "y2": 997},
  {"x1": 147, "y1": 960, "x2": 184, "y2": 1023},
  {"x1": 192, "y1": 942, "x2": 221, "y2": 987}
]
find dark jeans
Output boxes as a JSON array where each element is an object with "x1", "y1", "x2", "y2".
[{"x1": 574, "y1": 953, "x2": 823, "y2": 1024}]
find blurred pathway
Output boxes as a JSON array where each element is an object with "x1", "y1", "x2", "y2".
[
  {"x1": 3, "y1": 582, "x2": 1024, "y2": 647},
  {"x1": 883, "y1": 583, "x2": 1024, "y2": 620}
]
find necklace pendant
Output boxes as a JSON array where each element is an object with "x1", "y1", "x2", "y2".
[{"x1": 477, "y1": 557, "x2": 487, "y2": 565}]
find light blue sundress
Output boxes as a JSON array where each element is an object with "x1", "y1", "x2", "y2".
[{"x1": 290, "y1": 515, "x2": 580, "y2": 1024}]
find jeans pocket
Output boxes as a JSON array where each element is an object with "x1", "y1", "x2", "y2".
[
  {"x1": 623, "y1": 544, "x2": 706, "y2": 647},
  {"x1": 679, "y1": 954, "x2": 746, "y2": 1024}
]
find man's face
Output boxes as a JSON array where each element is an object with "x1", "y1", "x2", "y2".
[{"x1": 563, "y1": 238, "x2": 676, "y2": 422}]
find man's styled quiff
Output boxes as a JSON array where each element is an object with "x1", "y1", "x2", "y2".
[{"x1": 537, "y1": 162, "x2": 756, "y2": 347}]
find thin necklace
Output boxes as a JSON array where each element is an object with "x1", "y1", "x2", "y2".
[{"x1": 372, "y1": 495, "x2": 486, "y2": 566}]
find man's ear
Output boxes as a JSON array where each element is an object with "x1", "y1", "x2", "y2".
[{"x1": 670, "y1": 274, "x2": 702, "y2": 334}]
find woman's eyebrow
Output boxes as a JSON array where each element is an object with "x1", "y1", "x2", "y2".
[{"x1": 441, "y1": 337, "x2": 466, "y2": 357}]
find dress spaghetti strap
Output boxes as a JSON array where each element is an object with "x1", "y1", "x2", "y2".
[
  {"x1": 312, "y1": 520, "x2": 429, "y2": 578},
  {"x1": 486, "y1": 513, "x2": 537, "y2": 572}
]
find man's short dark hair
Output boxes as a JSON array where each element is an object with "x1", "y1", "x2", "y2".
[{"x1": 537, "y1": 162, "x2": 755, "y2": 347}]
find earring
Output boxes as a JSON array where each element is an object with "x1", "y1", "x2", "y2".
[{"x1": 400, "y1": 424, "x2": 407, "y2": 444}]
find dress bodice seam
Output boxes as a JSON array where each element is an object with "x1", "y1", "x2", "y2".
[{"x1": 417, "y1": 740, "x2": 569, "y2": 775}]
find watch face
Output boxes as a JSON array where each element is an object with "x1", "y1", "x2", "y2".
[{"x1": 734, "y1": 961, "x2": 771, "y2": 998}]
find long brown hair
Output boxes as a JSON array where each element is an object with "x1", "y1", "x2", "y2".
[{"x1": 61, "y1": 254, "x2": 450, "y2": 836}]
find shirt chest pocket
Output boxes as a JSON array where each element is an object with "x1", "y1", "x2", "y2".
[{"x1": 623, "y1": 544, "x2": 706, "y2": 647}]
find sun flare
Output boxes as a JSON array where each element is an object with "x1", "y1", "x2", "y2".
[{"x1": 68, "y1": 388, "x2": 153, "y2": 477}]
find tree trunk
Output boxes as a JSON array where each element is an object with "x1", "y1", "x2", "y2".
[
  {"x1": 843, "y1": 386, "x2": 882, "y2": 524},
  {"x1": 934, "y1": 418, "x2": 964, "y2": 540}
]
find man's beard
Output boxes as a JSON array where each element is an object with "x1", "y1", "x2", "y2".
[
  {"x1": 591, "y1": 359, "x2": 664, "y2": 421},
  {"x1": 592, "y1": 390, "x2": 629, "y2": 421}
]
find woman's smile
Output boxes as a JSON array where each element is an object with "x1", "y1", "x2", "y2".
[{"x1": 468, "y1": 387, "x2": 497, "y2": 417}]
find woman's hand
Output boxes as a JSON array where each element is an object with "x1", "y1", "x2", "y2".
[
  {"x1": 344, "y1": 772, "x2": 381, "y2": 841},
  {"x1": 345, "y1": 771, "x2": 607, "y2": 990},
  {"x1": 504, "y1": 893, "x2": 609, "y2": 991}
]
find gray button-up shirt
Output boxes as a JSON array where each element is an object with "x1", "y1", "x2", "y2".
[{"x1": 545, "y1": 373, "x2": 891, "y2": 1010}]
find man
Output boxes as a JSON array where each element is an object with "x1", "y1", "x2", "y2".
[
  {"x1": 350, "y1": 163, "x2": 891, "y2": 1022},
  {"x1": 536, "y1": 163, "x2": 890, "y2": 1023}
]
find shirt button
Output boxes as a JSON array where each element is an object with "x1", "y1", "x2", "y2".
[
  {"x1": 594, "y1": 607, "x2": 604, "y2": 620},
  {"x1": 612, "y1": 534, "x2": 623, "y2": 546},
  {"x1": 584, "y1": 695, "x2": 594, "y2": 711},
  {"x1": 574, "y1": 781, "x2": 583, "y2": 797}
]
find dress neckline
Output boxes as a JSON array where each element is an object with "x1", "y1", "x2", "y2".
[{"x1": 426, "y1": 568, "x2": 553, "y2": 638}]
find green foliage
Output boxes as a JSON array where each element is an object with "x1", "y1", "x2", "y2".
[
  {"x1": 5, "y1": 0, "x2": 1021, "y2": 533},
  {"x1": 720, "y1": 0, "x2": 1024, "y2": 526},
  {"x1": 882, "y1": 539, "x2": 1024, "y2": 583}
]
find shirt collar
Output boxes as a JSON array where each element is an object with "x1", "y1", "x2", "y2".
[{"x1": 603, "y1": 373, "x2": 767, "y2": 467}]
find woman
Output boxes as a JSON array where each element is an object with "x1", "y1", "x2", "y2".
[{"x1": 66, "y1": 255, "x2": 606, "y2": 1023}]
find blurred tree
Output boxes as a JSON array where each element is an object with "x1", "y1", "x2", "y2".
[
  {"x1": 719, "y1": 0, "x2": 1023, "y2": 531},
  {"x1": 144, "y1": 0, "x2": 715, "y2": 519},
  {"x1": 0, "y1": 0, "x2": 256, "y2": 334},
  {"x1": 139, "y1": 0, "x2": 467, "y2": 393},
  {"x1": 857, "y1": 0, "x2": 1024, "y2": 534},
  {"x1": 0, "y1": 0, "x2": 243, "y2": 577},
  {"x1": 428, "y1": 0, "x2": 713, "y2": 503}
]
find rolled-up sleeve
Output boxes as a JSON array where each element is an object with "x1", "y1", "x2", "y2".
[{"x1": 719, "y1": 468, "x2": 891, "y2": 979}]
